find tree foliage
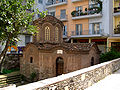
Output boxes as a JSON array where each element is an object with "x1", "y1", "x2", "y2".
[
  {"x1": 0, "y1": 0, "x2": 46, "y2": 43},
  {"x1": 0, "y1": 0, "x2": 46, "y2": 72}
]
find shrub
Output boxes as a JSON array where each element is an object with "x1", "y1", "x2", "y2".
[
  {"x1": 100, "y1": 49, "x2": 120, "y2": 63},
  {"x1": 2, "y1": 68, "x2": 20, "y2": 74},
  {"x1": 30, "y1": 72, "x2": 37, "y2": 82},
  {"x1": 71, "y1": 10, "x2": 77, "y2": 17}
]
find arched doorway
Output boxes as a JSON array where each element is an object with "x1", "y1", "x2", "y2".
[
  {"x1": 91, "y1": 57, "x2": 94, "y2": 66},
  {"x1": 56, "y1": 57, "x2": 64, "y2": 76}
]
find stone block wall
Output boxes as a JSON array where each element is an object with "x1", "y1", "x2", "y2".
[
  {"x1": 3, "y1": 58, "x2": 120, "y2": 90},
  {"x1": 3, "y1": 54, "x2": 22, "y2": 70}
]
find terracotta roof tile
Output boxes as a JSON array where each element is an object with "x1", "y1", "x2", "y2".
[{"x1": 29, "y1": 42, "x2": 97, "y2": 52}]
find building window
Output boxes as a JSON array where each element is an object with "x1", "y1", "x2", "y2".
[
  {"x1": 45, "y1": 26, "x2": 50, "y2": 41},
  {"x1": 89, "y1": 0, "x2": 98, "y2": 4},
  {"x1": 30, "y1": 57, "x2": 33, "y2": 63},
  {"x1": 92, "y1": 23, "x2": 100, "y2": 34},
  {"x1": 75, "y1": 6, "x2": 83, "y2": 16},
  {"x1": 76, "y1": 6, "x2": 82, "y2": 11},
  {"x1": 76, "y1": 24, "x2": 82, "y2": 35},
  {"x1": 59, "y1": 0, "x2": 66, "y2": 2},
  {"x1": 38, "y1": 0, "x2": 43, "y2": 4},
  {"x1": 63, "y1": 25, "x2": 67, "y2": 36},
  {"x1": 50, "y1": 12, "x2": 55, "y2": 17},
  {"x1": 60, "y1": 9, "x2": 66, "y2": 19},
  {"x1": 55, "y1": 27, "x2": 59, "y2": 41},
  {"x1": 25, "y1": 35, "x2": 30, "y2": 45}
]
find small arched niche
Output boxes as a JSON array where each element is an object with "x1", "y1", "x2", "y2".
[{"x1": 91, "y1": 57, "x2": 94, "y2": 66}]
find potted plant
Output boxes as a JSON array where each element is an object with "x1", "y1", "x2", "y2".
[
  {"x1": 114, "y1": 7, "x2": 118, "y2": 13},
  {"x1": 71, "y1": 10, "x2": 77, "y2": 17},
  {"x1": 85, "y1": 8, "x2": 88, "y2": 12},
  {"x1": 97, "y1": 0, "x2": 102, "y2": 9},
  {"x1": 84, "y1": 8, "x2": 87, "y2": 15},
  {"x1": 118, "y1": 6, "x2": 120, "y2": 9},
  {"x1": 80, "y1": 11, "x2": 84, "y2": 16}
]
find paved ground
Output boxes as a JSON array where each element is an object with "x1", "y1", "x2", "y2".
[{"x1": 85, "y1": 69, "x2": 120, "y2": 90}]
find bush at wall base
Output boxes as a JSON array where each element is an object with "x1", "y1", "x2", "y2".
[{"x1": 100, "y1": 49, "x2": 120, "y2": 63}]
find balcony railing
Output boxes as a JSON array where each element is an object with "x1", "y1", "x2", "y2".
[
  {"x1": 71, "y1": 0, "x2": 83, "y2": 3},
  {"x1": 71, "y1": 29, "x2": 103, "y2": 36},
  {"x1": 63, "y1": 31, "x2": 67, "y2": 36},
  {"x1": 114, "y1": 7, "x2": 120, "y2": 13},
  {"x1": 114, "y1": 28, "x2": 120, "y2": 34},
  {"x1": 56, "y1": 15, "x2": 68, "y2": 21},
  {"x1": 71, "y1": 3, "x2": 102, "y2": 17},
  {"x1": 46, "y1": 0, "x2": 67, "y2": 7}
]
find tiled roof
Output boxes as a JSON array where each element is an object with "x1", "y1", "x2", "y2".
[{"x1": 29, "y1": 42, "x2": 100, "y2": 52}]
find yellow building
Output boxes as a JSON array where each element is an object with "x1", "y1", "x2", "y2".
[{"x1": 107, "y1": 0, "x2": 120, "y2": 52}]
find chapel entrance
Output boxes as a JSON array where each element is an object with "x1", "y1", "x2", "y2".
[{"x1": 56, "y1": 57, "x2": 64, "y2": 76}]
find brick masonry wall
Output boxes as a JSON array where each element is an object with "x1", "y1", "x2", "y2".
[{"x1": 4, "y1": 58, "x2": 120, "y2": 90}]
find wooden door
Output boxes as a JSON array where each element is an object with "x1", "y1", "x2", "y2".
[{"x1": 56, "y1": 57, "x2": 64, "y2": 76}]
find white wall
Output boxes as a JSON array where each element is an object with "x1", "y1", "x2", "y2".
[
  {"x1": 17, "y1": 35, "x2": 32, "y2": 47},
  {"x1": 102, "y1": 0, "x2": 113, "y2": 36},
  {"x1": 17, "y1": 35, "x2": 25, "y2": 47},
  {"x1": 89, "y1": 0, "x2": 113, "y2": 36}
]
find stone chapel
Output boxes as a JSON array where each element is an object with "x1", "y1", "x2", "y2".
[{"x1": 20, "y1": 15, "x2": 100, "y2": 80}]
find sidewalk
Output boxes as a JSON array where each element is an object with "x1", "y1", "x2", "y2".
[{"x1": 85, "y1": 69, "x2": 120, "y2": 90}]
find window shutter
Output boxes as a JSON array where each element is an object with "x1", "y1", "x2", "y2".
[{"x1": 76, "y1": 24, "x2": 78, "y2": 35}]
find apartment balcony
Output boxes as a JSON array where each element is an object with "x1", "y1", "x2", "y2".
[
  {"x1": 71, "y1": 29, "x2": 104, "y2": 38},
  {"x1": 113, "y1": 7, "x2": 120, "y2": 16},
  {"x1": 56, "y1": 15, "x2": 68, "y2": 21},
  {"x1": 71, "y1": 0, "x2": 83, "y2": 3},
  {"x1": 46, "y1": 0, "x2": 67, "y2": 8},
  {"x1": 71, "y1": 3, "x2": 102, "y2": 20}
]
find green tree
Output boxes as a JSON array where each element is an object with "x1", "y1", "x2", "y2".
[{"x1": 0, "y1": 0, "x2": 46, "y2": 72}]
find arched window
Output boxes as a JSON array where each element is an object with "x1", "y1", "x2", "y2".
[
  {"x1": 91, "y1": 57, "x2": 94, "y2": 66},
  {"x1": 55, "y1": 27, "x2": 59, "y2": 41},
  {"x1": 45, "y1": 26, "x2": 50, "y2": 41}
]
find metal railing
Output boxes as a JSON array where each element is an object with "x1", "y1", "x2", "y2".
[
  {"x1": 71, "y1": 29, "x2": 104, "y2": 36},
  {"x1": 71, "y1": 3, "x2": 102, "y2": 17},
  {"x1": 63, "y1": 31, "x2": 67, "y2": 36},
  {"x1": 46, "y1": 0, "x2": 67, "y2": 6},
  {"x1": 56, "y1": 15, "x2": 68, "y2": 20},
  {"x1": 114, "y1": 7, "x2": 120, "y2": 13}
]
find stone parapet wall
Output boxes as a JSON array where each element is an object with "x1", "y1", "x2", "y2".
[{"x1": 3, "y1": 58, "x2": 120, "y2": 90}]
